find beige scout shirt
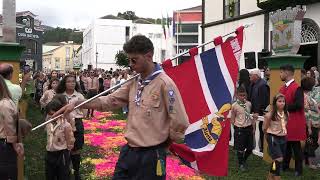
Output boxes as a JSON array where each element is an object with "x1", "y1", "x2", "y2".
[
  {"x1": 46, "y1": 117, "x2": 75, "y2": 151},
  {"x1": 97, "y1": 73, "x2": 189, "y2": 147},
  {"x1": 0, "y1": 98, "x2": 18, "y2": 143},
  {"x1": 231, "y1": 101, "x2": 253, "y2": 127},
  {"x1": 43, "y1": 80, "x2": 49, "y2": 93},
  {"x1": 40, "y1": 89, "x2": 56, "y2": 108},
  {"x1": 81, "y1": 76, "x2": 88, "y2": 91},
  {"x1": 63, "y1": 91, "x2": 85, "y2": 119},
  {"x1": 85, "y1": 77, "x2": 99, "y2": 91},
  {"x1": 265, "y1": 112, "x2": 287, "y2": 136}
]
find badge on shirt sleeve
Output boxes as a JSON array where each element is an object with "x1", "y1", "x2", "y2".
[
  {"x1": 168, "y1": 89, "x2": 175, "y2": 104},
  {"x1": 168, "y1": 89, "x2": 176, "y2": 113},
  {"x1": 169, "y1": 105, "x2": 176, "y2": 114}
]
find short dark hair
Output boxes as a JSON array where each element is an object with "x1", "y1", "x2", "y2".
[
  {"x1": 237, "y1": 86, "x2": 247, "y2": 94},
  {"x1": 280, "y1": 64, "x2": 294, "y2": 73},
  {"x1": 301, "y1": 77, "x2": 315, "y2": 91},
  {"x1": 123, "y1": 35, "x2": 154, "y2": 54},
  {"x1": 0, "y1": 65, "x2": 13, "y2": 79},
  {"x1": 45, "y1": 99, "x2": 64, "y2": 113},
  {"x1": 52, "y1": 94, "x2": 67, "y2": 106}
]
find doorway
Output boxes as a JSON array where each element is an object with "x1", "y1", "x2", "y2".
[
  {"x1": 299, "y1": 18, "x2": 320, "y2": 70},
  {"x1": 298, "y1": 43, "x2": 318, "y2": 70}
]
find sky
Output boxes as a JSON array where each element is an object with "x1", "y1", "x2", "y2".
[{"x1": 0, "y1": 0, "x2": 201, "y2": 29}]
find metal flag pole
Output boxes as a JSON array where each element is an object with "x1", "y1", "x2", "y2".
[
  {"x1": 32, "y1": 23, "x2": 254, "y2": 131},
  {"x1": 171, "y1": 23, "x2": 254, "y2": 60},
  {"x1": 31, "y1": 74, "x2": 140, "y2": 131}
]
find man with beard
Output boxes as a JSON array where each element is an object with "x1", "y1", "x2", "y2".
[{"x1": 279, "y1": 64, "x2": 306, "y2": 176}]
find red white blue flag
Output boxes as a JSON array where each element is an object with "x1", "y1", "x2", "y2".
[{"x1": 162, "y1": 26, "x2": 244, "y2": 176}]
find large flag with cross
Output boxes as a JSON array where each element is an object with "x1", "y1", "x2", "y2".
[{"x1": 162, "y1": 26, "x2": 244, "y2": 176}]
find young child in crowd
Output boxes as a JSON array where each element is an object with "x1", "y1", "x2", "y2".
[
  {"x1": 56, "y1": 75, "x2": 85, "y2": 180},
  {"x1": 45, "y1": 97, "x2": 75, "y2": 180},
  {"x1": 263, "y1": 93, "x2": 288, "y2": 180},
  {"x1": 40, "y1": 78, "x2": 60, "y2": 109},
  {"x1": 231, "y1": 86, "x2": 255, "y2": 171}
]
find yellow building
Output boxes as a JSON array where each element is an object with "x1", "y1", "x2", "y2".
[{"x1": 42, "y1": 42, "x2": 80, "y2": 73}]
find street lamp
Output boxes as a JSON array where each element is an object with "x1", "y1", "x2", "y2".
[
  {"x1": 95, "y1": 43, "x2": 98, "y2": 69},
  {"x1": 95, "y1": 51, "x2": 98, "y2": 69}
]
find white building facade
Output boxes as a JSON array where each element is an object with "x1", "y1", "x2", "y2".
[
  {"x1": 82, "y1": 18, "x2": 172, "y2": 70},
  {"x1": 202, "y1": 0, "x2": 320, "y2": 70}
]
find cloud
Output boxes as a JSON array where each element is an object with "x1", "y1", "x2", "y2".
[{"x1": 1, "y1": 0, "x2": 201, "y2": 28}]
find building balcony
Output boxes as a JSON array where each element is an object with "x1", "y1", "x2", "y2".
[{"x1": 257, "y1": 0, "x2": 317, "y2": 11}]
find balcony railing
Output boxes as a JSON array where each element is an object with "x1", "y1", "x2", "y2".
[{"x1": 257, "y1": 0, "x2": 317, "y2": 11}]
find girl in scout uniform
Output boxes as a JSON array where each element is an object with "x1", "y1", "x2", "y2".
[
  {"x1": 56, "y1": 75, "x2": 85, "y2": 180},
  {"x1": 0, "y1": 75, "x2": 24, "y2": 180},
  {"x1": 40, "y1": 78, "x2": 60, "y2": 109},
  {"x1": 231, "y1": 86, "x2": 254, "y2": 172},
  {"x1": 45, "y1": 99, "x2": 75, "y2": 180},
  {"x1": 263, "y1": 94, "x2": 288, "y2": 180}
]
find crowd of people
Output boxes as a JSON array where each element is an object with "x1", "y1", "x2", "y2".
[
  {"x1": 0, "y1": 62, "x2": 134, "y2": 180},
  {"x1": 0, "y1": 34, "x2": 320, "y2": 180},
  {"x1": 232, "y1": 65, "x2": 320, "y2": 179}
]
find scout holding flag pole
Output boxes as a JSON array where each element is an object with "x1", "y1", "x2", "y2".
[
  {"x1": 32, "y1": 24, "x2": 253, "y2": 179},
  {"x1": 32, "y1": 23, "x2": 254, "y2": 132}
]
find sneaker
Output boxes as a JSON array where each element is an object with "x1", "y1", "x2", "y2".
[
  {"x1": 239, "y1": 164, "x2": 247, "y2": 172},
  {"x1": 294, "y1": 171, "x2": 302, "y2": 177}
]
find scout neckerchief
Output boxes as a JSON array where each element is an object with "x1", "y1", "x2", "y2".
[
  {"x1": 135, "y1": 63, "x2": 163, "y2": 106},
  {"x1": 236, "y1": 100, "x2": 251, "y2": 123},
  {"x1": 277, "y1": 111, "x2": 287, "y2": 134},
  {"x1": 47, "y1": 117, "x2": 63, "y2": 149}
]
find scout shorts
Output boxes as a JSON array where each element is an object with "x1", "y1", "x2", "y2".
[{"x1": 266, "y1": 133, "x2": 286, "y2": 159}]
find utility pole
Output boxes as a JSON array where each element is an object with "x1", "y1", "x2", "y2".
[
  {"x1": 95, "y1": 43, "x2": 98, "y2": 69},
  {"x1": 3, "y1": 0, "x2": 16, "y2": 42},
  {"x1": 2, "y1": 1, "x2": 24, "y2": 180}
]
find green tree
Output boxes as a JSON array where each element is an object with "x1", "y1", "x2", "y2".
[
  {"x1": 115, "y1": 51, "x2": 129, "y2": 67},
  {"x1": 117, "y1": 11, "x2": 138, "y2": 20},
  {"x1": 43, "y1": 27, "x2": 83, "y2": 44}
]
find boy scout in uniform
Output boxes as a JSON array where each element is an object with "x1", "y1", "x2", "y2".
[
  {"x1": 55, "y1": 35, "x2": 189, "y2": 180},
  {"x1": 231, "y1": 86, "x2": 255, "y2": 171},
  {"x1": 45, "y1": 99, "x2": 75, "y2": 180}
]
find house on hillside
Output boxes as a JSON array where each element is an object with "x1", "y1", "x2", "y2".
[
  {"x1": 82, "y1": 15, "x2": 172, "y2": 70},
  {"x1": 42, "y1": 42, "x2": 80, "y2": 73}
]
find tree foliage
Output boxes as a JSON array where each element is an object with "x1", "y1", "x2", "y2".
[
  {"x1": 43, "y1": 27, "x2": 83, "y2": 44},
  {"x1": 116, "y1": 11, "x2": 167, "y2": 24},
  {"x1": 117, "y1": 11, "x2": 138, "y2": 20},
  {"x1": 115, "y1": 51, "x2": 129, "y2": 67}
]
